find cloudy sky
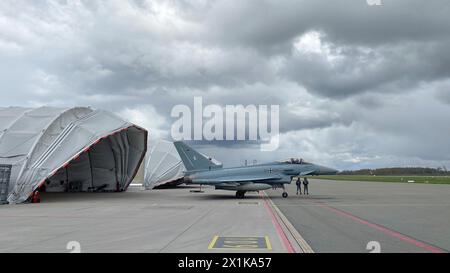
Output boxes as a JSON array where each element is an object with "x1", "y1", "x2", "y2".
[{"x1": 1, "y1": 0, "x2": 450, "y2": 170}]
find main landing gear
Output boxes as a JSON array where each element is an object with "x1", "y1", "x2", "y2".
[{"x1": 235, "y1": 191, "x2": 246, "y2": 198}]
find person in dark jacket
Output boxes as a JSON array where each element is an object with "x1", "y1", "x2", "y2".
[{"x1": 295, "y1": 177, "x2": 302, "y2": 195}]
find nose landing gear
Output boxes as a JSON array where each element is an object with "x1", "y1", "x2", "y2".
[{"x1": 281, "y1": 184, "x2": 288, "y2": 198}]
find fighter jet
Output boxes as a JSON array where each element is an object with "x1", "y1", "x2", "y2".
[{"x1": 174, "y1": 141, "x2": 338, "y2": 198}]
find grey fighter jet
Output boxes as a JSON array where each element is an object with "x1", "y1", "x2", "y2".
[{"x1": 174, "y1": 141, "x2": 338, "y2": 198}]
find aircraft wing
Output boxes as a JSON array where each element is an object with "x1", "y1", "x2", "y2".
[
  {"x1": 194, "y1": 175, "x2": 282, "y2": 184},
  {"x1": 299, "y1": 170, "x2": 315, "y2": 176}
]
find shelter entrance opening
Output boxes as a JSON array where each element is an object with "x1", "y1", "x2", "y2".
[{"x1": 43, "y1": 128, "x2": 145, "y2": 194}]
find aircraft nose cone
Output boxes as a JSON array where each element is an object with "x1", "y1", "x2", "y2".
[{"x1": 318, "y1": 166, "x2": 338, "y2": 175}]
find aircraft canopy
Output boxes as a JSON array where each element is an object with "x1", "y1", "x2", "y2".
[{"x1": 279, "y1": 158, "x2": 310, "y2": 165}]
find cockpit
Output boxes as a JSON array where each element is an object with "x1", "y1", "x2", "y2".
[{"x1": 279, "y1": 158, "x2": 310, "y2": 165}]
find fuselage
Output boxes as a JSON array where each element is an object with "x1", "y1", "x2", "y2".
[
  {"x1": 184, "y1": 162, "x2": 337, "y2": 186},
  {"x1": 173, "y1": 141, "x2": 338, "y2": 197}
]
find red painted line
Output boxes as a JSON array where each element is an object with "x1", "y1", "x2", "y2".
[
  {"x1": 314, "y1": 201, "x2": 445, "y2": 253},
  {"x1": 260, "y1": 192, "x2": 295, "y2": 253}
]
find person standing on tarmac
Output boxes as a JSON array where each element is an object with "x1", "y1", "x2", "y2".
[
  {"x1": 295, "y1": 177, "x2": 302, "y2": 195},
  {"x1": 303, "y1": 177, "x2": 309, "y2": 195},
  {"x1": 31, "y1": 190, "x2": 41, "y2": 203}
]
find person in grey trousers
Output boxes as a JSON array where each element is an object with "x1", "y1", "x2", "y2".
[{"x1": 303, "y1": 177, "x2": 309, "y2": 195}]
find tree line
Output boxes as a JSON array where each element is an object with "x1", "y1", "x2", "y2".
[{"x1": 340, "y1": 167, "x2": 449, "y2": 176}]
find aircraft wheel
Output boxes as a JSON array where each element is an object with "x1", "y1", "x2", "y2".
[
  {"x1": 282, "y1": 192, "x2": 288, "y2": 198},
  {"x1": 236, "y1": 191, "x2": 245, "y2": 198}
]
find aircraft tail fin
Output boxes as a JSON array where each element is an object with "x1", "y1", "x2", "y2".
[{"x1": 173, "y1": 141, "x2": 222, "y2": 171}]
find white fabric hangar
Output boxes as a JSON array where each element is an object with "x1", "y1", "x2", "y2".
[
  {"x1": 0, "y1": 106, "x2": 147, "y2": 204},
  {"x1": 144, "y1": 139, "x2": 185, "y2": 189}
]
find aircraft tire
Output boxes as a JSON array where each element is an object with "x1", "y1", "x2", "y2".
[{"x1": 236, "y1": 191, "x2": 245, "y2": 198}]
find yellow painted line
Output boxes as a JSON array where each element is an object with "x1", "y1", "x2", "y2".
[
  {"x1": 208, "y1": 235, "x2": 219, "y2": 249},
  {"x1": 265, "y1": 236, "x2": 272, "y2": 250},
  {"x1": 263, "y1": 192, "x2": 315, "y2": 253}
]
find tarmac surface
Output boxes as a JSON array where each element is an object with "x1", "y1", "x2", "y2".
[
  {"x1": 1, "y1": 179, "x2": 449, "y2": 253},
  {"x1": 267, "y1": 179, "x2": 450, "y2": 253},
  {"x1": 0, "y1": 185, "x2": 291, "y2": 253}
]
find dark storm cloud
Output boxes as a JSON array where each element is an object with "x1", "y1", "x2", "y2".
[
  {"x1": 278, "y1": 107, "x2": 351, "y2": 133},
  {"x1": 204, "y1": 0, "x2": 450, "y2": 48},
  {"x1": 204, "y1": 0, "x2": 450, "y2": 99},
  {"x1": 434, "y1": 81, "x2": 450, "y2": 105},
  {"x1": 284, "y1": 40, "x2": 450, "y2": 98},
  {"x1": 1, "y1": 0, "x2": 450, "y2": 169}
]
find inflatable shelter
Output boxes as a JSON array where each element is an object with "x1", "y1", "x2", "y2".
[
  {"x1": 144, "y1": 139, "x2": 185, "y2": 189},
  {"x1": 0, "y1": 107, "x2": 147, "y2": 204}
]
